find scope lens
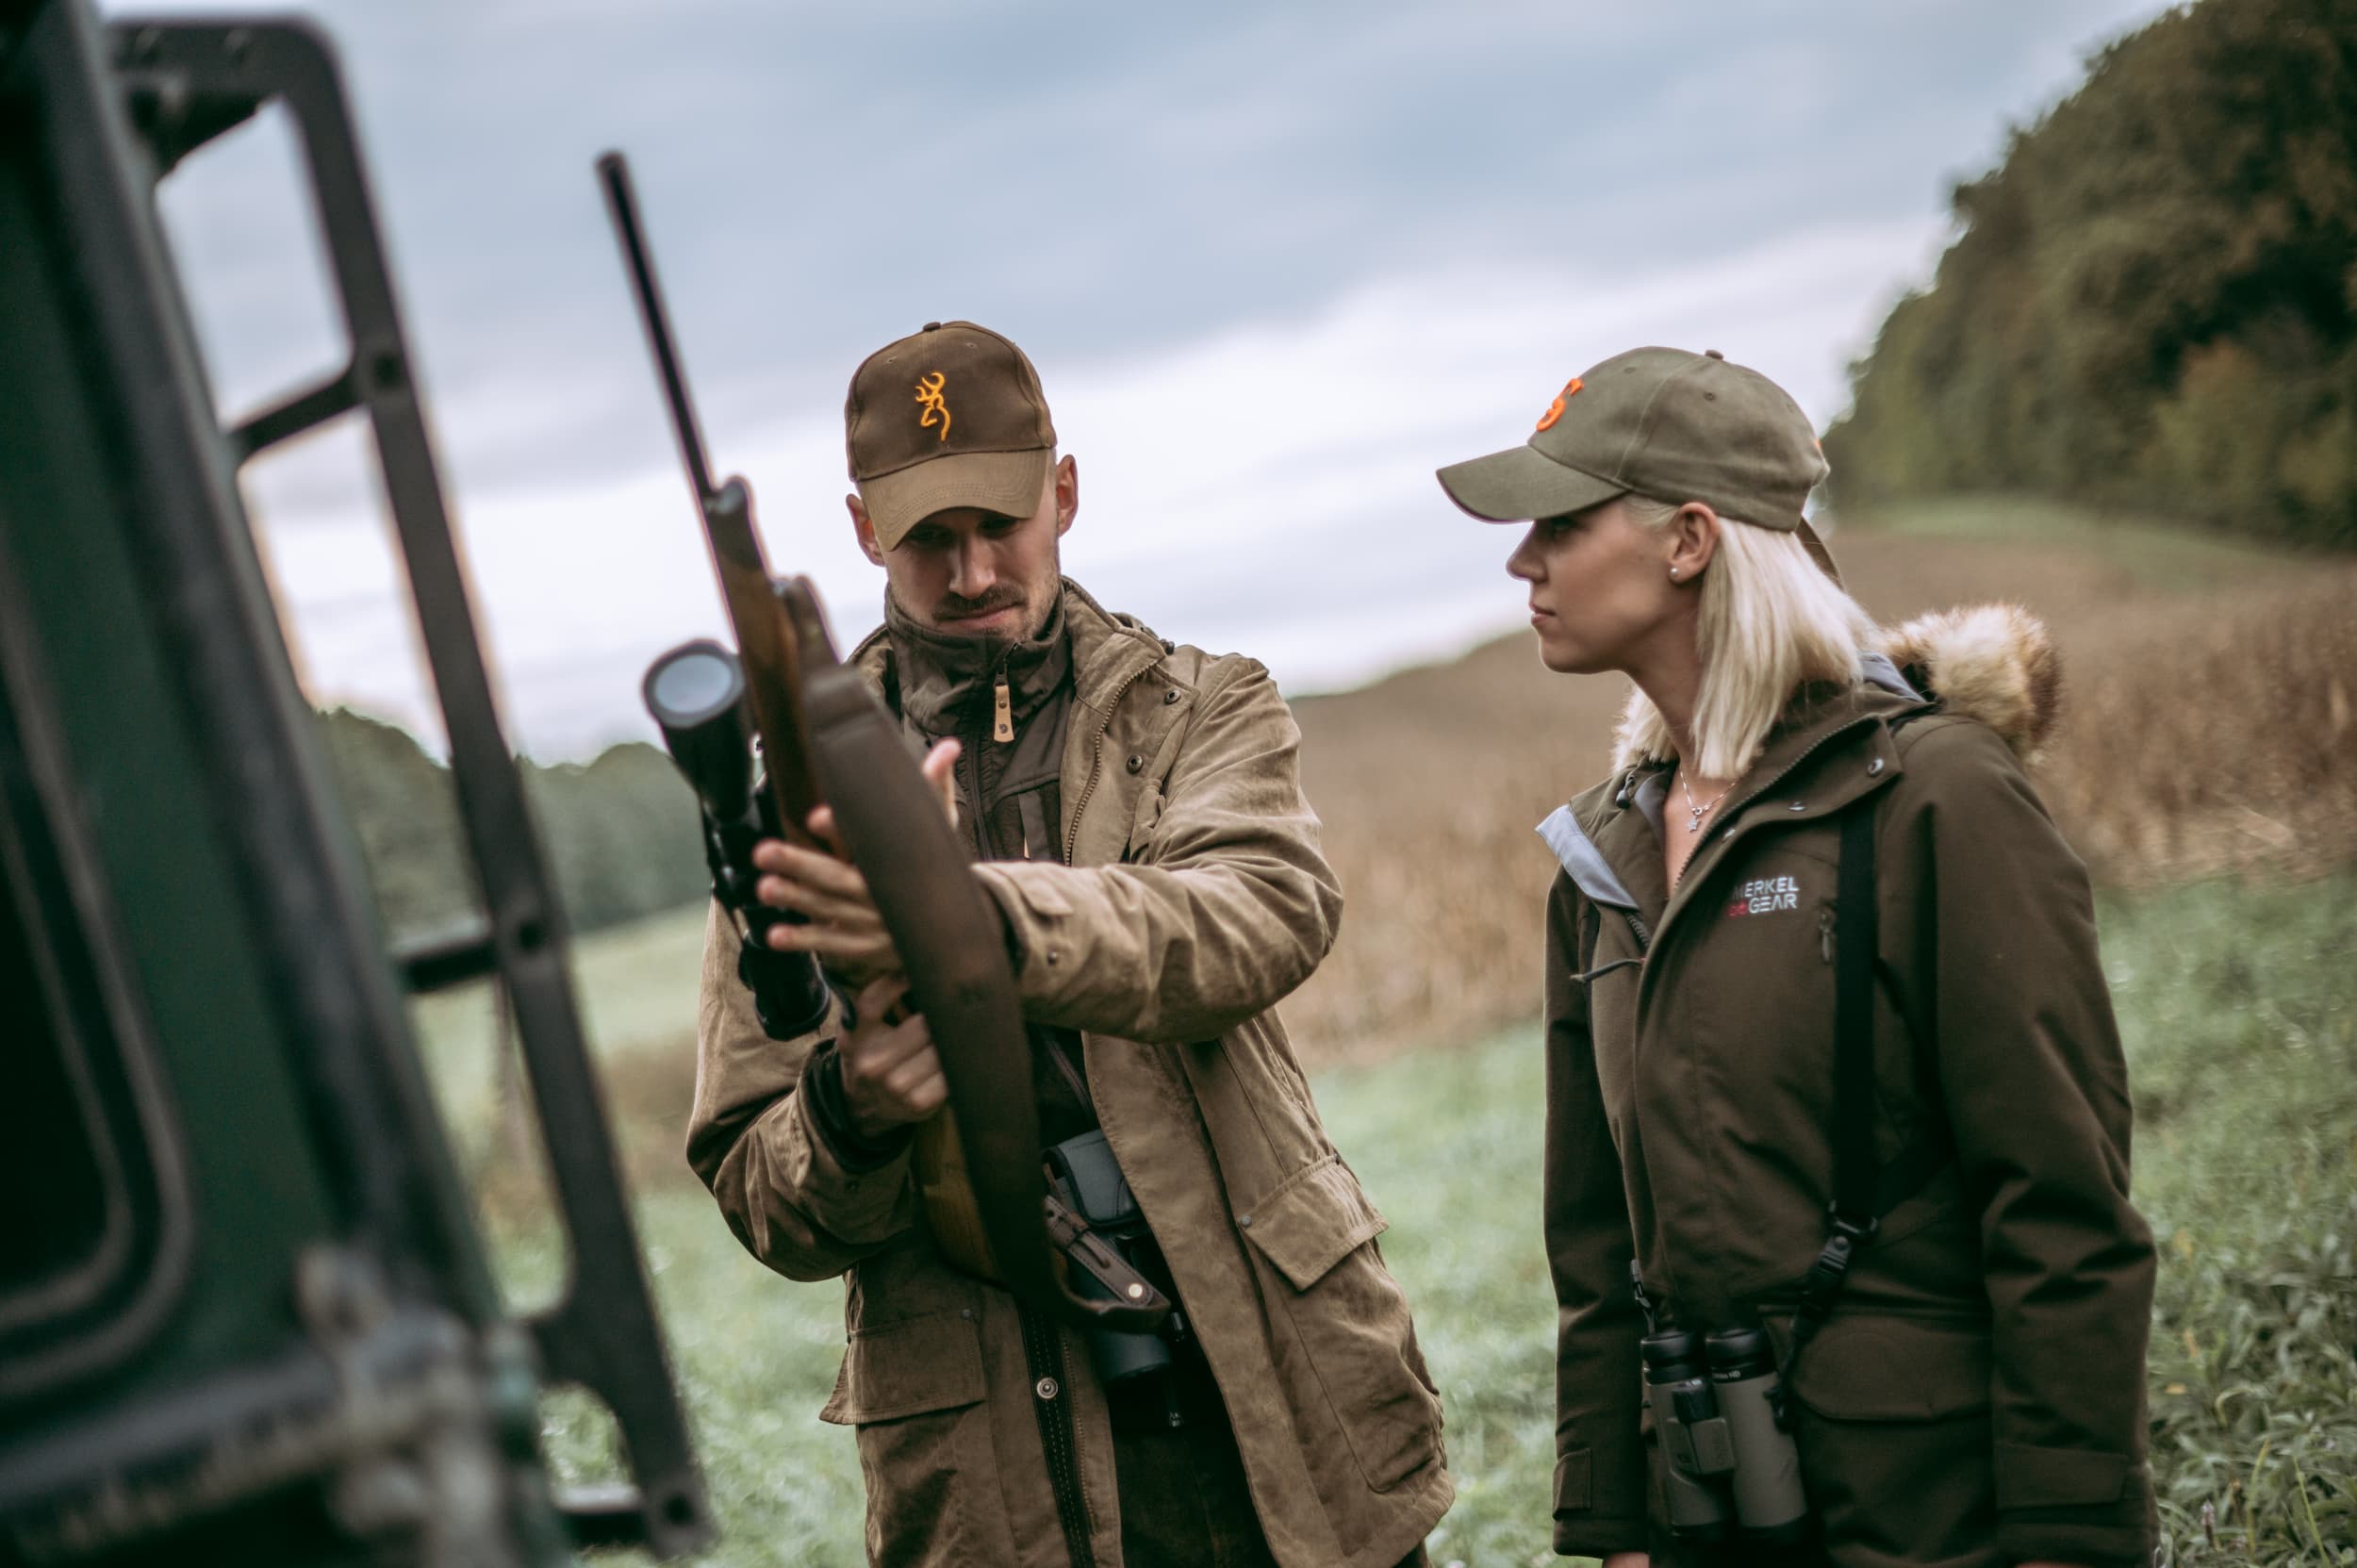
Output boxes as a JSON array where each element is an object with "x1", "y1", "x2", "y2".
[{"x1": 649, "y1": 645, "x2": 740, "y2": 722}]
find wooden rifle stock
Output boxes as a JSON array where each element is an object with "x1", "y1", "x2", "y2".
[{"x1": 597, "y1": 152, "x2": 1165, "y2": 1332}]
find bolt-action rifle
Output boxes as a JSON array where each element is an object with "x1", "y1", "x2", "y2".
[{"x1": 598, "y1": 152, "x2": 1166, "y2": 1332}]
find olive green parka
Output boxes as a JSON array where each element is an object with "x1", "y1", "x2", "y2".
[
  {"x1": 1542, "y1": 604, "x2": 2157, "y2": 1567},
  {"x1": 687, "y1": 581, "x2": 1451, "y2": 1568}
]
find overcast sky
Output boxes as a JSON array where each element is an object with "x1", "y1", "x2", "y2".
[{"x1": 109, "y1": 0, "x2": 2173, "y2": 759}]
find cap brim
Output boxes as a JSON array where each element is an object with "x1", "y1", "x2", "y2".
[
  {"x1": 1436, "y1": 442, "x2": 1626, "y2": 522},
  {"x1": 1797, "y1": 516, "x2": 1841, "y2": 586},
  {"x1": 861, "y1": 448, "x2": 1051, "y2": 550}
]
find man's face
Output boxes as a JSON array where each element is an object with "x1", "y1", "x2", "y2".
[{"x1": 851, "y1": 455, "x2": 1078, "y2": 641}]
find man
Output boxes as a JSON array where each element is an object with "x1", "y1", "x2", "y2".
[{"x1": 685, "y1": 321, "x2": 1451, "y2": 1568}]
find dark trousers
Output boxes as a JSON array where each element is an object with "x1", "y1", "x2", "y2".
[{"x1": 1108, "y1": 1340, "x2": 1430, "y2": 1568}]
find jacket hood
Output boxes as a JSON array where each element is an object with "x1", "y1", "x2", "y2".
[
  {"x1": 1606, "y1": 602, "x2": 2062, "y2": 771},
  {"x1": 1880, "y1": 602, "x2": 2060, "y2": 762}
]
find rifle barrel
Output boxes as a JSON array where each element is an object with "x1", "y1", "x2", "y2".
[{"x1": 596, "y1": 150, "x2": 717, "y2": 506}]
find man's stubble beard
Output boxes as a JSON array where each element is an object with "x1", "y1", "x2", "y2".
[{"x1": 946, "y1": 554, "x2": 1061, "y2": 647}]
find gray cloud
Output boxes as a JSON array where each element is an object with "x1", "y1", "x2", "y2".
[{"x1": 102, "y1": 0, "x2": 2173, "y2": 756}]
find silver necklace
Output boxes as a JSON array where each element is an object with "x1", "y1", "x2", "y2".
[{"x1": 1678, "y1": 767, "x2": 1733, "y2": 833}]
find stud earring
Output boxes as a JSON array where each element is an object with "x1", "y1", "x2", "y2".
[{"x1": 1669, "y1": 567, "x2": 1681, "y2": 580}]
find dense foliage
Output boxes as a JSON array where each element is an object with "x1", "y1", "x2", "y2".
[
  {"x1": 1823, "y1": 0, "x2": 2357, "y2": 547},
  {"x1": 319, "y1": 706, "x2": 707, "y2": 940}
]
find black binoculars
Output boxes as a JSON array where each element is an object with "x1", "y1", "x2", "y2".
[
  {"x1": 1047, "y1": 1130, "x2": 1179, "y2": 1386},
  {"x1": 1641, "y1": 1327, "x2": 1807, "y2": 1544}
]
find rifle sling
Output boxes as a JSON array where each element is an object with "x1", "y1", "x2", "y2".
[{"x1": 793, "y1": 618, "x2": 1166, "y2": 1333}]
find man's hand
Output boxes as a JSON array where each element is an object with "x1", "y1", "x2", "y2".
[
  {"x1": 1599, "y1": 1555, "x2": 1648, "y2": 1568},
  {"x1": 834, "y1": 975, "x2": 947, "y2": 1139},
  {"x1": 753, "y1": 737, "x2": 960, "y2": 989}
]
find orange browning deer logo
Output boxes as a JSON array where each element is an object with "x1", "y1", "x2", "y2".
[{"x1": 915, "y1": 371, "x2": 951, "y2": 441}]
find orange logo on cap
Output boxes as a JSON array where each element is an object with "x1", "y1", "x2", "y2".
[
  {"x1": 915, "y1": 371, "x2": 951, "y2": 442},
  {"x1": 1536, "y1": 376, "x2": 1584, "y2": 432}
]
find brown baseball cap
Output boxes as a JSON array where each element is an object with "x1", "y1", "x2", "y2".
[
  {"x1": 1436, "y1": 346, "x2": 1838, "y2": 580},
  {"x1": 845, "y1": 321, "x2": 1057, "y2": 550}
]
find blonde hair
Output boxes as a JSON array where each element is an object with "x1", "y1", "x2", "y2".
[{"x1": 1612, "y1": 496, "x2": 1880, "y2": 779}]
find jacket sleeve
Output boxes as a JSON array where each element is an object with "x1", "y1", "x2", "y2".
[
  {"x1": 684, "y1": 901, "x2": 919, "y2": 1280},
  {"x1": 971, "y1": 658, "x2": 1342, "y2": 1044},
  {"x1": 1541, "y1": 872, "x2": 1651, "y2": 1558},
  {"x1": 1887, "y1": 718, "x2": 2157, "y2": 1567}
]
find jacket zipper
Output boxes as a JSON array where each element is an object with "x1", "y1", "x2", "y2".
[
  {"x1": 1639, "y1": 715, "x2": 1881, "y2": 996},
  {"x1": 1062, "y1": 666, "x2": 1149, "y2": 865},
  {"x1": 1019, "y1": 1304, "x2": 1097, "y2": 1568},
  {"x1": 1036, "y1": 653, "x2": 1136, "y2": 1567},
  {"x1": 1624, "y1": 717, "x2": 1884, "y2": 1322}
]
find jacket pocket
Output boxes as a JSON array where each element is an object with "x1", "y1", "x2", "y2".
[
  {"x1": 821, "y1": 1312, "x2": 996, "y2": 1567},
  {"x1": 1781, "y1": 1315, "x2": 1999, "y2": 1567},
  {"x1": 1237, "y1": 1155, "x2": 1387, "y2": 1288},
  {"x1": 1786, "y1": 1313, "x2": 1989, "y2": 1421},
  {"x1": 821, "y1": 1310, "x2": 988, "y2": 1425},
  {"x1": 1239, "y1": 1157, "x2": 1442, "y2": 1494}
]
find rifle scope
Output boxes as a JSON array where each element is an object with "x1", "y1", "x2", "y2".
[{"x1": 642, "y1": 638, "x2": 751, "y2": 822}]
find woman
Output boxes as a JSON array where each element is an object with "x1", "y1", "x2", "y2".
[{"x1": 1434, "y1": 348, "x2": 2157, "y2": 1568}]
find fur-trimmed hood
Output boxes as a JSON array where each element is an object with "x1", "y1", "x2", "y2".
[
  {"x1": 1610, "y1": 602, "x2": 2062, "y2": 770},
  {"x1": 1880, "y1": 602, "x2": 2060, "y2": 762}
]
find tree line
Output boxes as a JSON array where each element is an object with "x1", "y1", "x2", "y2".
[
  {"x1": 1823, "y1": 0, "x2": 2357, "y2": 549},
  {"x1": 320, "y1": 706, "x2": 708, "y2": 945}
]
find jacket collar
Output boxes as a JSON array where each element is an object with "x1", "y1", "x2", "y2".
[
  {"x1": 881, "y1": 589, "x2": 1071, "y2": 738},
  {"x1": 852, "y1": 578, "x2": 1165, "y2": 712},
  {"x1": 1541, "y1": 668, "x2": 1928, "y2": 923}
]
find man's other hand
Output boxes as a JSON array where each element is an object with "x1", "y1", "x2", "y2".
[
  {"x1": 837, "y1": 975, "x2": 948, "y2": 1139},
  {"x1": 752, "y1": 738, "x2": 961, "y2": 988}
]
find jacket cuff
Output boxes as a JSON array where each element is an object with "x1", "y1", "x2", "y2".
[
  {"x1": 1994, "y1": 1442, "x2": 2154, "y2": 1567},
  {"x1": 799, "y1": 1046, "x2": 916, "y2": 1172},
  {"x1": 1994, "y1": 1515, "x2": 2154, "y2": 1568},
  {"x1": 973, "y1": 862, "x2": 1080, "y2": 1006},
  {"x1": 1552, "y1": 1515, "x2": 1648, "y2": 1559},
  {"x1": 1550, "y1": 1447, "x2": 1648, "y2": 1559},
  {"x1": 783, "y1": 1070, "x2": 914, "y2": 1243}
]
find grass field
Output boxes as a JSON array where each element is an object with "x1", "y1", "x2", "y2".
[
  {"x1": 428, "y1": 868, "x2": 2356, "y2": 1568},
  {"x1": 403, "y1": 496, "x2": 2356, "y2": 1565}
]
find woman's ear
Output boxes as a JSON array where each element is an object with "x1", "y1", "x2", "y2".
[{"x1": 1667, "y1": 502, "x2": 1722, "y2": 583}]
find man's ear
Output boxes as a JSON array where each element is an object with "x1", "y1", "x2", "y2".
[
  {"x1": 1668, "y1": 502, "x2": 1721, "y2": 580},
  {"x1": 1052, "y1": 454, "x2": 1079, "y2": 538},
  {"x1": 849, "y1": 492, "x2": 885, "y2": 567}
]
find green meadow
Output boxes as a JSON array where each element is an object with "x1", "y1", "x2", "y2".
[{"x1": 420, "y1": 868, "x2": 2357, "y2": 1567}]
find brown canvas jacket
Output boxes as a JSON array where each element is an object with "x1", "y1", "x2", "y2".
[
  {"x1": 687, "y1": 580, "x2": 1452, "y2": 1568},
  {"x1": 1541, "y1": 606, "x2": 2157, "y2": 1567}
]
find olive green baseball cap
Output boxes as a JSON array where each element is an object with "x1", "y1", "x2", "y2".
[
  {"x1": 1436, "y1": 345, "x2": 1838, "y2": 580},
  {"x1": 845, "y1": 321, "x2": 1057, "y2": 550}
]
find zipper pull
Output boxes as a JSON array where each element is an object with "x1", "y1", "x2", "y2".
[
  {"x1": 993, "y1": 675, "x2": 1014, "y2": 743},
  {"x1": 1819, "y1": 906, "x2": 1836, "y2": 964}
]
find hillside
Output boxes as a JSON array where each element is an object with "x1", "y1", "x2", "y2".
[
  {"x1": 320, "y1": 707, "x2": 707, "y2": 942},
  {"x1": 1281, "y1": 503, "x2": 2356, "y2": 1059},
  {"x1": 1822, "y1": 0, "x2": 2357, "y2": 548}
]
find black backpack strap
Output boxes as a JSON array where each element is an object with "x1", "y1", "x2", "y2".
[
  {"x1": 1828, "y1": 803, "x2": 1882, "y2": 1228},
  {"x1": 1775, "y1": 801, "x2": 1882, "y2": 1421}
]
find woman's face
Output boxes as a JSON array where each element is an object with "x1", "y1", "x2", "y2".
[{"x1": 1505, "y1": 498, "x2": 1681, "y2": 675}]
